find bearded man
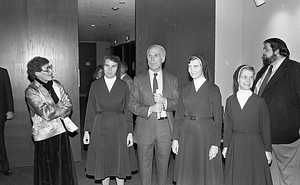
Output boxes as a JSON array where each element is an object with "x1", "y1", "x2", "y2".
[{"x1": 252, "y1": 38, "x2": 300, "y2": 185}]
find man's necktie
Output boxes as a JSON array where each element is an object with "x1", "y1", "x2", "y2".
[
  {"x1": 153, "y1": 73, "x2": 158, "y2": 93},
  {"x1": 152, "y1": 73, "x2": 161, "y2": 119},
  {"x1": 258, "y1": 65, "x2": 273, "y2": 96}
]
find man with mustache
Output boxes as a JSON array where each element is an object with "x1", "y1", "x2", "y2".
[{"x1": 252, "y1": 38, "x2": 300, "y2": 185}]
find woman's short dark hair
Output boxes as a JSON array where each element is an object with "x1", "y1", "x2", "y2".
[
  {"x1": 264, "y1": 38, "x2": 290, "y2": 57},
  {"x1": 27, "y1": 56, "x2": 49, "y2": 81}
]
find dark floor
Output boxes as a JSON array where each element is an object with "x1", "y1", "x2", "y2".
[{"x1": 0, "y1": 149, "x2": 176, "y2": 185}]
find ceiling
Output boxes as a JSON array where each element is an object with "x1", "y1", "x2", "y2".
[{"x1": 78, "y1": 0, "x2": 135, "y2": 42}]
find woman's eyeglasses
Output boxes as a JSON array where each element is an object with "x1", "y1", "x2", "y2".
[{"x1": 40, "y1": 65, "x2": 53, "y2": 73}]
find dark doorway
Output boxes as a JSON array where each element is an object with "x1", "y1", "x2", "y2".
[
  {"x1": 79, "y1": 42, "x2": 96, "y2": 150},
  {"x1": 111, "y1": 41, "x2": 136, "y2": 78}
]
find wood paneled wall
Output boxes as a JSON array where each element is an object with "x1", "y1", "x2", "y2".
[
  {"x1": 0, "y1": 0, "x2": 80, "y2": 166},
  {"x1": 136, "y1": 0, "x2": 215, "y2": 88}
]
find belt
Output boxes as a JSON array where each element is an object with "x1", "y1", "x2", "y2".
[
  {"x1": 158, "y1": 117, "x2": 168, "y2": 120},
  {"x1": 184, "y1": 116, "x2": 213, "y2": 120},
  {"x1": 96, "y1": 111, "x2": 122, "y2": 115},
  {"x1": 233, "y1": 130, "x2": 261, "y2": 135}
]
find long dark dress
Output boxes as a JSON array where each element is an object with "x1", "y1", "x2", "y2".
[
  {"x1": 84, "y1": 78, "x2": 136, "y2": 180},
  {"x1": 35, "y1": 133, "x2": 78, "y2": 185},
  {"x1": 223, "y1": 93, "x2": 272, "y2": 185},
  {"x1": 173, "y1": 80, "x2": 223, "y2": 185}
]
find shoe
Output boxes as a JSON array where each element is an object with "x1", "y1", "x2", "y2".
[{"x1": 3, "y1": 169, "x2": 12, "y2": 175}]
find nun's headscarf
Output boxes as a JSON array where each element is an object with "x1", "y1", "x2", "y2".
[
  {"x1": 102, "y1": 55, "x2": 121, "y2": 78},
  {"x1": 186, "y1": 54, "x2": 212, "y2": 82},
  {"x1": 233, "y1": 64, "x2": 255, "y2": 93}
]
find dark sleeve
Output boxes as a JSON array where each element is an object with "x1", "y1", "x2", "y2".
[
  {"x1": 128, "y1": 76, "x2": 151, "y2": 119},
  {"x1": 84, "y1": 82, "x2": 97, "y2": 132},
  {"x1": 4, "y1": 69, "x2": 14, "y2": 112},
  {"x1": 124, "y1": 83, "x2": 133, "y2": 134},
  {"x1": 223, "y1": 98, "x2": 232, "y2": 147},
  {"x1": 291, "y1": 63, "x2": 300, "y2": 113},
  {"x1": 260, "y1": 99, "x2": 272, "y2": 152},
  {"x1": 211, "y1": 85, "x2": 222, "y2": 147},
  {"x1": 173, "y1": 87, "x2": 184, "y2": 140},
  {"x1": 165, "y1": 76, "x2": 179, "y2": 112}
]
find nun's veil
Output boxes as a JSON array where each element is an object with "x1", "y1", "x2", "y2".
[
  {"x1": 233, "y1": 64, "x2": 255, "y2": 93},
  {"x1": 233, "y1": 65, "x2": 247, "y2": 93},
  {"x1": 187, "y1": 54, "x2": 213, "y2": 82}
]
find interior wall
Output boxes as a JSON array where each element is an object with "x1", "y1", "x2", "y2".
[
  {"x1": 0, "y1": 0, "x2": 80, "y2": 166},
  {"x1": 136, "y1": 0, "x2": 215, "y2": 88},
  {"x1": 215, "y1": 0, "x2": 243, "y2": 106},
  {"x1": 242, "y1": 0, "x2": 300, "y2": 71}
]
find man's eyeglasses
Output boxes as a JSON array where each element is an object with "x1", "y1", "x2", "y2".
[{"x1": 40, "y1": 65, "x2": 53, "y2": 73}]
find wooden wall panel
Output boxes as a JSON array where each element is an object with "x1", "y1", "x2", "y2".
[
  {"x1": 136, "y1": 0, "x2": 215, "y2": 88},
  {"x1": 0, "y1": 0, "x2": 80, "y2": 166}
]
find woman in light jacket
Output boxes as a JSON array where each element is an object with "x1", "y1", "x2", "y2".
[{"x1": 25, "y1": 56, "x2": 78, "y2": 185}]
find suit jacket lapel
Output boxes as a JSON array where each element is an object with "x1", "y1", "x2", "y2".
[
  {"x1": 142, "y1": 72, "x2": 155, "y2": 105},
  {"x1": 252, "y1": 65, "x2": 267, "y2": 92},
  {"x1": 265, "y1": 58, "x2": 290, "y2": 90},
  {"x1": 144, "y1": 72, "x2": 152, "y2": 93}
]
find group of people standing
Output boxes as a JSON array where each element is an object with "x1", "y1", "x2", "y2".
[
  {"x1": 0, "y1": 37, "x2": 299, "y2": 185},
  {"x1": 82, "y1": 38, "x2": 300, "y2": 185}
]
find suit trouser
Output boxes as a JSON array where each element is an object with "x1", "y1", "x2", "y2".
[
  {"x1": 0, "y1": 121, "x2": 9, "y2": 171},
  {"x1": 137, "y1": 119, "x2": 172, "y2": 185},
  {"x1": 270, "y1": 139, "x2": 300, "y2": 185}
]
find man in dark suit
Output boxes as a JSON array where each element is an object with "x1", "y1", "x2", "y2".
[
  {"x1": 0, "y1": 67, "x2": 14, "y2": 176},
  {"x1": 128, "y1": 44, "x2": 179, "y2": 185},
  {"x1": 120, "y1": 61, "x2": 133, "y2": 92},
  {"x1": 252, "y1": 38, "x2": 300, "y2": 185}
]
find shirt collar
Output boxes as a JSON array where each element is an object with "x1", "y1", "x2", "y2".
[{"x1": 149, "y1": 69, "x2": 162, "y2": 77}]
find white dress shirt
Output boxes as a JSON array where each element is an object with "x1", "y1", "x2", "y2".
[
  {"x1": 254, "y1": 57, "x2": 285, "y2": 94},
  {"x1": 148, "y1": 69, "x2": 167, "y2": 118}
]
